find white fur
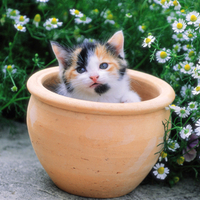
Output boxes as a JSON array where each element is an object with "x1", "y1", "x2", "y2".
[{"x1": 57, "y1": 54, "x2": 141, "y2": 103}]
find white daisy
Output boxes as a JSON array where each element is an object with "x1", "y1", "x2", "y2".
[
  {"x1": 15, "y1": 15, "x2": 29, "y2": 25},
  {"x1": 192, "y1": 85, "x2": 200, "y2": 95},
  {"x1": 104, "y1": 19, "x2": 115, "y2": 25},
  {"x1": 43, "y1": 18, "x2": 63, "y2": 30},
  {"x1": 182, "y1": 44, "x2": 193, "y2": 51},
  {"x1": 142, "y1": 35, "x2": 155, "y2": 48},
  {"x1": 167, "y1": 15, "x2": 176, "y2": 23},
  {"x1": 175, "y1": 107, "x2": 190, "y2": 118},
  {"x1": 75, "y1": 15, "x2": 92, "y2": 24},
  {"x1": 14, "y1": 24, "x2": 26, "y2": 32},
  {"x1": 194, "y1": 17, "x2": 200, "y2": 32},
  {"x1": 69, "y1": 9, "x2": 84, "y2": 17},
  {"x1": 187, "y1": 102, "x2": 198, "y2": 111},
  {"x1": 172, "y1": 19, "x2": 187, "y2": 33},
  {"x1": 184, "y1": 50, "x2": 196, "y2": 61},
  {"x1": 172, "y1": 33, "x2": 184, "y2": 41},
  {"x1": 172, "y1": 43, "x2": 181, "y2": 52},
  {"x1": 196, "y1": 119, "x2": 200, "y2": 126},
  {"x1": 153, "y1": 163, "x2": 169, "y2": 180},
  {"x1": 159, "y1": 0, "x2": 171, "y2": 9},
  {"x1": 183, "y1": 28, "x2": 197, "y2": 41},
  {"x1": 180, "y1": 84, "x2": 194, "y2": 98},
  {"x1": 138, "y1": 25, "x2": 147, "y2": 33},
  {"x1": 171, "y1": 0, "x2": 181, "y2": 11},
  {"x1": 156, "y1": 48, "x2": 171, "y2": 63},
  {"x1": 167, "y1": 138, "x2": 180, "y2": 152},
  {"x1": 169, "y1": 104, "x2": 180, "y2": 112},
  {"x1": 180, "y1": 61, "x2": 194, "y2": 74},
  {"x1": 125, "y1": 13, "x2": 132, "y2": 18},
  {"x1": 173, "y1": 63, "x2": 182, "y2": 71},
  {"x1": 195, "y1": 127, "x2": 200, "y2": 136},
  {"x1": 2, "y1": 65, "x2": 17, "y2": 77},
  {"x1": 179, "y1": 124, "x2": 193, "y2": 139},
  {"x1": 33, "y1": 14, "x2": 41, "y2": 27},
  {"x1": 186, "y1": 11, "x2": 199, "y2": 25},
  {"x1": 6, "y1": 8, "x2": 20, "y2": 20},
  {"x1": 192, "y1": 64, "x2": 200, "y2": 79},
  {"x1": 159, "y1": 151, "x2": 168, "y2": 162}
]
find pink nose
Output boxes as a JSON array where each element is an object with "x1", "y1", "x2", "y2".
[{"x1": 90, "y1": 75, "x2": 99, "y2": 82}]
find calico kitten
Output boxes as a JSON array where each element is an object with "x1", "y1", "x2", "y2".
[{"x1": 50, "y1": 31, "x2": 141, "y2": 103}]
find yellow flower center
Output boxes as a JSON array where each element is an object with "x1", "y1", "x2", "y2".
[
  {"x1": 173, "y1": 176, "x2": 179, "y2": 183},
  {"x1": 141, "y1": 25, "x2": 146, "y2": 30},
  {"x1": 177, "y1": 156, "x2": 184, "y2": 165},
  {"x1": 173, "y1": 1, "x2": 178, "y2": 6},
  {"x1": 7, "y1": 65, "x2": 12, "y2": 71},
  {"x1": 181, "y1": 9, "x2": 185, "y2": 13},
  {"x1": 107, "y1": 13, "x2": 114, "y2": 20},
  {"x1": 51, "y1": 18, "x2": 57, "y2": 24},
  {"x1": 177, "y1": 23, "x2": 183, "y2": 29},
  {"x1": 169, "y1": 142, "x2": 175, "y2": 149},
  {"x1": 184, "y1": 128, "x2": 189, "y2": 134},
  {"x1": 17, "y1": 25, "x2": 23, "y2": 30},
  {"x1": 145, "y1": 38, "x2": 151, "y2": 43},
  {"x1": 34, "y1": 14, "x2": 41, "y2": 22},
  {"x1": 160, "y1": 51, "x2": 167, "y2": 59},
  {"x1": 180, "y1": 109, "x2": 186, "y2": 114},
  {"x1": 177, "y1": 33, "x2": 183, "y2": 38},
  {"x1": 10, "y1": 10, "x2": 17, "y2": 16},
  {"x1": 93, "y1": 9, "x2": 99, "y2": 13},
  {"x1": 196, "y1": 86, "x2": 200, "y2": 91},
  {"x1": 189, "y1": 104, "x2": 195, "y2": 108},
  {"x1": 19, "y1": 16, "x2": 25, "y2": 22},
  {"x1": 188, "y1": 33, "x2": 193, "y2": 38},
  {"x1": 74, "y1": 10, "x2": 80, "y2": 15},
  {"x1": 190, "y1": 14, "x2": 197, "y2": 22},
  {"x1": 186, "y1": 44, "x2": 192, "y2": 49},
  {"x1": 189, "y1": 51, "x2": 194, "y2": 57},
  {"x1": 174, "y1": 45, "x2": 179, "y2": 51},
  {"x1": 157, "y1": 167, "x2": 165, "y2": 174},
  {"x1": 178, "y1": 64, "x2": 181, "y2": 69},
  {"x1": 161, "y1": 151, "x2": 167, "y2": 158},
  {"x1": 161, "y1": 0, "x2": 166, "y2": 5}
]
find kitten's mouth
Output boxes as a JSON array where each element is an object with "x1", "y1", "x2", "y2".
[{"x1": 90, "y1": 83, "x2": 101, "y2": 88}]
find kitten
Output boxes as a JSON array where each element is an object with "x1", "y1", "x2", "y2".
[{"x1": 50, "y1": 30, "x2": 141, "y2": 103}]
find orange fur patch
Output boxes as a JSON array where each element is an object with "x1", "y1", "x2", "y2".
[{"x1": 95, "y1": 44, "x2": 120, "y2": 71}]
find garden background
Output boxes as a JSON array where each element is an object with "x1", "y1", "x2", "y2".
[{"x1": 1, "y1": 0, "x2": 200, "y2": 186}]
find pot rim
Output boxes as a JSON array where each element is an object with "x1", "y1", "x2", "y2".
[{"x1": 27, "y1": 66, "x2": 175, "y2": 115}]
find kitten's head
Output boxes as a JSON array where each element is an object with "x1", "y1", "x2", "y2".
[{"x1": 51, "y1": 31, "x2": 128, "y2": 97}]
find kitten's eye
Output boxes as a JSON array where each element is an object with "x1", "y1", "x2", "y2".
[
  {"x1": 99, "y1": 63, "x2": 108, "y2": 69},
  {"x1": 76, "y1": 67, "x2": 86, "y2": 74}
]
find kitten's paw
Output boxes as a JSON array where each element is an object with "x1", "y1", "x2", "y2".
[{"x1": 121, "y1": 91, "x2": 141, "y2": 103}]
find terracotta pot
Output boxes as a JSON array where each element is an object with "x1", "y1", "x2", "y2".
[{"x1": 26, "y1": 66, "x2": 175, "y2": 198}]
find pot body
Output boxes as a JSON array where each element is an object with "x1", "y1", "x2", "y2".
[{"x1": 27, "y1": 67, "x2": 175, "y2": 198}]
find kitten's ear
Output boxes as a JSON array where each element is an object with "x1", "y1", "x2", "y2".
[
  {"x1": 50, "y1": 41, "x2": 69, "y2": 69},
  {"x1": 107, "y1": 30, "x2": 124, "y2": 58}
]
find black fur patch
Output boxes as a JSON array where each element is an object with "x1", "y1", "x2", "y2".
[
  {"x1": 95, "y1": 84, "x2": 110, "y2": 95},
  {"x1": 119, "y1": 67, "x2": 126, "y2": 77},
  {"x1": 77, "y1": 42, "x2": 96, "y2": 69},
  {"x1": 105, "y1": 43, "x2": 117, "y2": 56}
]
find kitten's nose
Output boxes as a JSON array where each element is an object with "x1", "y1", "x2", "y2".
[{"x1": 90, "y1": 75, "x2": 99, "y2": 82}]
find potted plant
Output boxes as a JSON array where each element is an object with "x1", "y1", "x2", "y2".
[{"x1": 26, "y1": 66, "x2": 175, "y2": 198}]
